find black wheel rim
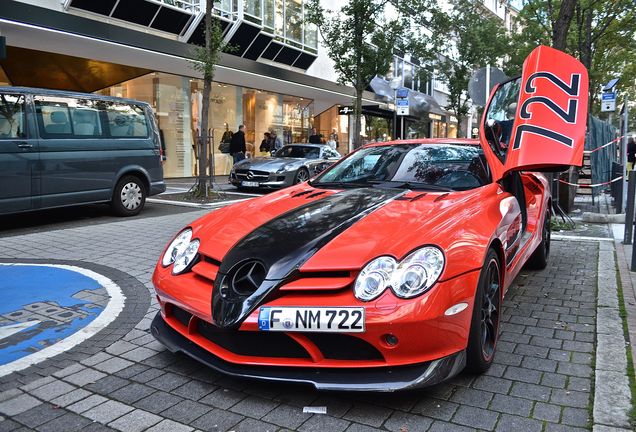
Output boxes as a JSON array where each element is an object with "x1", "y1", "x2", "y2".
[{"x1": 481, "y1": 259, "x2": 500, "y2": 361}]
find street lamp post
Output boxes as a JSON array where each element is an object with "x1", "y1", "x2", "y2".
[{"x1": 389, "y1": 77, "x2": 401, "y2": 140}]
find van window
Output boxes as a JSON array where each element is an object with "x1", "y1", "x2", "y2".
[
  {"x1": 0, "y1": 94, "x2": 26, "y2": 139},
  {"x1": 35, "y1": 96, "x2": 104, "y2": 138},
  {"x1": 104, "y1": 103, "x2": 148, "y2": 138},
  {"x1": 35, "y1": 97, "x2": 73, "y2": 137}
]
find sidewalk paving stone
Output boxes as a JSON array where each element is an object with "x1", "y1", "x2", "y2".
[{"x1": 0, "y1": 209, "x2": 620, "y2": 431}]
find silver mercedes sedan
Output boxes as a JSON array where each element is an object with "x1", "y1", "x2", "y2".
[{"x1": 230, "y1": 144, "x2": 342, "y2": 190}]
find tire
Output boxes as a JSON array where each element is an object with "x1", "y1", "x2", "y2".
[
  {"x1": 293, "y1": 168, "x2": 310, "y2": 184},
  {"x1": 526, "y1": 210, "x2": 551, "y2": 270},
  {"x1": 111, "y1": 175, "x2": 146, "y2": 217},
  {"x1": 466, "y1": 248, "x2": 501, "y2": 373}
]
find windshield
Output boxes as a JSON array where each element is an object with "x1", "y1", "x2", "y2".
[
  {"x1": 274, "y1": 145, "x2": 320, "y2": 159},
  {"x1": 312, "y1": 144, "x2": 490, "y2": 191}
]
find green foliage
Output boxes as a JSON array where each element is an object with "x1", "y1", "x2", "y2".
[
  {"x1": 190, "y1": 17, "x2": 226, "y2": 81},
  {"x1": 437, "y1": 0, "x2": 510, "y2": 137},
  {"x1": 306, "y1": 0, "x2": 439, "y2": 146},
  {"x1": 509, "y1": 0, "x2": 636, "y2": 115}
]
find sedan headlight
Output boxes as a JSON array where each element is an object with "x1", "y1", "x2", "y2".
[
  {"x1": 172, "y1": 239, "x2": 200, "y2": 275},
  {"x1": 277, "y1": 164, "x2": 295, "y2": 173},
  {"x1": 162, "y1": 229, "x2": 192, "y2": 267},
  {"x1": 354, "y1": 246, "x2": 445, "y2": 301}
]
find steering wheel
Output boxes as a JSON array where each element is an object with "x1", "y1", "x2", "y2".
[{"x1": 434, "y1": 170, "x2": 484, "y2": 189}]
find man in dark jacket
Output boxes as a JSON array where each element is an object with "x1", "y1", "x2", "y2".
[
  {"x1": 308, "y1": 127, "x2": 322, "y2": 144},
  {"x1": 229, "y1": 125, "x2": 246, "y2": 163}
]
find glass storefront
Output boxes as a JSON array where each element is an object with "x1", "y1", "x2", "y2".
[
  {"x1": 100, "y1": 71, "x2": 313, "y2": 178},
  {"x1": 313, "y1": 105, "x2": 349, "y2": 152}
]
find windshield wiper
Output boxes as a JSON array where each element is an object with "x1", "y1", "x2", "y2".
[
  {"x1": 310, "y1": 181, "x2": 374, "y2": 189},
  {"x1": 367, "y1": 180, "x2": 455, "y2": 192}
]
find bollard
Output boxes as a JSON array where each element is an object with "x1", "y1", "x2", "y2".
[{"x1": 624, "y1": 171, "x2": 636, "y2": 244}]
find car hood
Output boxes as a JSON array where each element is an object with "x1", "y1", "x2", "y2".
[
  {"x1": 190, "y1": 184, "x2": 492, "y2": 327},
  {"x1": 234, "y1": 157, "x2": 306, "y2": 171}
]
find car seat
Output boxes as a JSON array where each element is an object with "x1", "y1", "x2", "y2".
[
  {"x1": 110, "y1": 114, "x2": 131, "y2": 137},
  {"x1": 73, "y1": 110, "x2": 97, "y2": 136},
  {"x1": 45, "y1": 111, "x2": 71, "y2": 134}
]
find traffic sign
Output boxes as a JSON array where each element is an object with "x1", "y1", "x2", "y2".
[
  {"x1": 396, "y1": 98, "x2": 409, "y2": 116},
  {"x1": 601, "y1": 92, "x2": 616, "y2": 112}
]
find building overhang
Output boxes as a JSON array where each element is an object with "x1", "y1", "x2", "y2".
[{"x1": 0, "y1": 2, "x2": 379, "y2": 113}]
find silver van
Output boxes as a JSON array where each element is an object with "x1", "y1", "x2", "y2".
[{"x1": 0, "y1": 87, "x2": 165, "y2": 216}]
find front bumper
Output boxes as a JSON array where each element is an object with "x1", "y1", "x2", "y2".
[
  {"x1": 229, "y1": 171, "x2": 294, "y2": 189},
  {"x1": 151, "y1": 312, "x2": 466, "y2": 391}
]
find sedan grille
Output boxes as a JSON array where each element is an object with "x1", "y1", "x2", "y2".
[{"x1": 234, "y1": 169, "x2": 270, "y2": 181}]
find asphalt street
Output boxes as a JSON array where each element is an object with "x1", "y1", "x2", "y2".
[{"x1": 0, "y1": 202, "x2": 601, "y2": 431}]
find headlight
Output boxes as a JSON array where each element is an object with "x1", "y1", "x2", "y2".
[
  {"x1": 172, "y1": 239, "x2": 200, "y2": 275},
  {"x1": 354, "y1": 256, "x2": 397, "y2": 301},
  {"x1": 162, "y1": 229, "x2": 192, "y2": 267},
  {"x1": 392, "y1": 247, "x2": 445, "y2": 298},
  {"x1": 353, "y1": 247, "x2": 445, "y2": 301},
  {"x1": 277, "y1": 164, "x2": 294, "y2": 173}
]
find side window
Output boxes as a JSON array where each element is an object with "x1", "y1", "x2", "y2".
[
  {"x1": 104, "y1": 103, "x2": 148, "y2": 138},
  {"x1": 70, "y1": 99, "x2": 102, "y2": 137},
  {"x1": 35, "y1": 97, "x2": 73, "y2": 137},
  {"x1": 0, "y1": 94, "x2": 26, "y2": 139},
  {"x1": 484, "y1": 77, "x2": 521, "y2": 162},
  {"x1": 35, "y1": 96, "x2": 105, "y2": 139}
]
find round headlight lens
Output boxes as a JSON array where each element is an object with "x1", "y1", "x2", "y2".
[
  {"x1": 172, "y1": 239, "x2": 200, "y2": 275},
  {"x1": 354, "y1": 256, "x2": 397, "y2": 301},
  {"x1": 392, "y1": 246, "x2": 445, "y2": 298},
  {"x1": 162, "y1": 229, "x2": 192, "y2": 267}
]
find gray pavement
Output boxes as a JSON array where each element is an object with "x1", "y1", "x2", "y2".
[{"x1": 0, "y1": 204, "x2": 617, "y2": 431}]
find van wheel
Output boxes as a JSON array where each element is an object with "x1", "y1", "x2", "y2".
[{"x1": 112, "y1": 175, "x2": 146, "y2": 216}]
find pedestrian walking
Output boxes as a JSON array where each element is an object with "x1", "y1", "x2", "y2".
[
  {"x1": 270, "y1": 130, "x2": 282, "y2": 152},
  {"x1": 628, "y1": 137, "x2": 636, "y2": 171},
  {"x1": 229, "y1": 124, "x2": 246, "y2": 163},
  {"x1": 308, "y1": 127, "x2": 322, "y2": 144},
  {"x1": 259, "y1": 132, "x2": 271, "y2": 154},
  {"x1": 329, "y1": 128, "x2": 339, "y2": 148}
]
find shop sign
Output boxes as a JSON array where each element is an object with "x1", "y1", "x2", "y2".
[
  {"x1": 449, "y1": 116, "x2": 458, "y2": 123},
  {"x1": 338, "y1": 106, "x2": 354, "y2": 115},
  {"x1": 429, "y1": 113, "x2": 442, "y2": 121}
]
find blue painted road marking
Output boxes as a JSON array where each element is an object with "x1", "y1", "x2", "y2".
[{"x1": 0, "y1": 265, "x2": 109, "y2": 366}]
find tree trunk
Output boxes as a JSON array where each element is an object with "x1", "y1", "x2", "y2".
[
  {"x1": 197, "y1": 0, "x2": 213, "y2": 196},
  {"x1": 354, "y1": 88, "x2": 363, "y2": 149},
  {"x1": 552, "y1": 0, "x2": 577, "y2": 50}
]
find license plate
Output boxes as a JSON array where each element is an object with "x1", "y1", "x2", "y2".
[
  {"x1": 241, "y1": 181, "x2": 260, "y2": 187},
  {"x1": 258, "y1": 307, "x2": 365, "y2": 333}
]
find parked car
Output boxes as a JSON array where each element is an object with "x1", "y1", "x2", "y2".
[
  {"x1": 0, "y1": 86, "x2": 165, "y2": 216},
  {"x1": 150, "y1": 46, "x2": 589, "y2": 391},
  {"x1": 229, "y1": 144, "x2": 341, "y2": 190}
]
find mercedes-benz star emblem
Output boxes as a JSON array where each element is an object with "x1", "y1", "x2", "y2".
[
  {"x1": 246, "y1": 171, "x2": 254, "y2": 180},
  {"x1": 230, "y1": 261, "x2": 266, "y2": 296}
]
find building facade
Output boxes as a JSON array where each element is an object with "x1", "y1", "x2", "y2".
[{"x1": 0, "y1": 0, "x2": 515, "y2": 178}]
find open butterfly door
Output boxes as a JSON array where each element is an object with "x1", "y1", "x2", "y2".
[{"x1": 480, "y1": 46, "x2": 589, "y2": 181}]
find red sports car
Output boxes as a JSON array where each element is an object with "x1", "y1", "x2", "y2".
[{"x1": 151, "y1": 46, "x2": 588, "y2": 391}]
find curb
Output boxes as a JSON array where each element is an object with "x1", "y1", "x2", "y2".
[
  {"x1": 593, "y1": 241, "x2": 633, "y2": 430},
  {"x1": 147, "y1": 197, "x2": 253, "y2": 209}
]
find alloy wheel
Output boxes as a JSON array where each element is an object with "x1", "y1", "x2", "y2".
[{"x1": 480, "y1": 259, "x2": 500, "y2": 361}]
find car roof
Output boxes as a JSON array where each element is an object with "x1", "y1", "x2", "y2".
[
  {"x1": 282, "y1": 143, "x2": 329, "y2": 148},
  {"x1": 0, "y1": 86, "x2": 153, "y2": 107},
  {"x1": 363, "y1": 138, "x2": 480, "y2": 148}
]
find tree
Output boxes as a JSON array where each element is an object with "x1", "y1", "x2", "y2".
[
  {"x1": 508, "y1": 0, "x2": 636, "y2": 113},
  {"x1": 437, "y1": 0, "x2": 510, "y2": 138},
  {"x1": 306, "y1": 0, "x2": 437, "y2": 148},
  {"x1": 190, "y1": 0, "x2": 226, "y2": 196}
]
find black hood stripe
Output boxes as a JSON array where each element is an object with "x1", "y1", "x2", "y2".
[{"x1": 212, "y1": 188, "x2": 405, "y2": 328}]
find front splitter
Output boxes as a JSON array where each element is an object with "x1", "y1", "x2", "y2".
[{"x1": 151, "y1": 312, "x2": 466, "y2": 392}]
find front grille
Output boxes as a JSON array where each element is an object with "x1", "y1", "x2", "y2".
[
  {"x1": 235, "y1": 169, "x2": 270, "y2": 181},
  {"x1": 305, "y1": 333, "x2": 384, "y2": 360},
  {"x1": 171, "y1": 305, "x2": 193, "y2": 327},
  {"x1": 197, "y1": 320, "x2": 310, "y2": 359},
  {"x1": 167, "y1": 304, "x2": 385, "y2": 363}
]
